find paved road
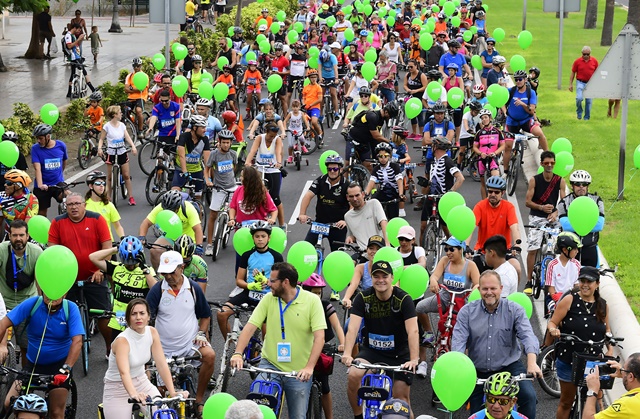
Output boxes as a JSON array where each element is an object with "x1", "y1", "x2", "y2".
[{"x1": 59, "y1": 111, "x2": 560, "y2": 418}]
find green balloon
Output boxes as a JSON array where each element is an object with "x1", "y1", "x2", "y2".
[
  {"x1": 404, "y1": 97, "x2": 423, "y2": 120},
  {"x1": 276, "y1": 10, "x2": 286, "y2": 21},
  {"x1": 133, "y1": 71, "x2": 149, "y2": 92},
  {"x1": 319, "y1": 149, "x2": 340, "y2": 175},
  {"x1": 553, "y1": 151, "x2": 575, "y2": 177},
  {"x1": 551, "y1": 137, "x2": 573, "y2": 154},
  {"x1": 0, "y1": 141, "x2": 18, "y2": 167},
  {"x1": 438, "y1": 191, "x2": 466, "y2": 222},
  {"x1": 425, "y1": 20, "x2": 435, "y2": 33},
  {"x1": 412, "y1": 18, "x2": 422, "y2": 26},
  {"x1": 634, "y1": 145, "x2": 640, "y2": 169},
  {"x1": 233, "y1": 227, "x2": 254, "y2": 255},
  {"x1": 419, "y1": 33, "x2": 433, "y2": 50},
  {"x1": 256, "y1": 34, "x2": 267, "y2": 44},
  {"x1": 308, "y1": 58, "x2": 319, "y2": 69},
  {"x1": 432, "y1": 352, "x2": 477, "y2": 411},
  {"x1": 486, "y1": 84, "x2": 509, "y2": 107},
  {"x1": 152, "y1": 53, "x2": 166, "y2": 71},
  {"x1": 198, "y1": 81, "x2": 214, "y2": 100},
  {"x1": 36, "y1": 245, "x2": 79, "y2": 300},
  {"x1": 40, "y1": 102, "x2": 60, "y2": 125},
  {"x1": 361, "y1": 61, "x2": 376, "y2": 81},
  {"x1": 337, "y1": 0, "x2": 345, "y2": 4},
  {"x1": 463, "y1": 30, "x2": 473, "y2": 42},
  {"x1": 323, "y1": 251, "x2": 356, "y2": 291},
  {"x1": 470, "y1": 25, "x2": 478, "y2": 34},
  {"x1": 288, "y1": 30, "x2": 299, "y2": 44},
  {"x1": 510, "y1": 54, "x2": 526, "y2": 72},
  {"x1": 400, "y1": 264, "x2": 429, "y2": 299},
  {"x1": 518, "y1": 30, "x2": 533, "y2": 50},
  {"x1": 568, "y1": 196, "x2": 600, "y2": 236},
  {"x1": 364, "y1": 49, "x2": 377, "y2": 63},
  {"x1": 439, "y1": 0, "x2": 446, "y2": 6},
  {"x1": 386, "y1": 16, "x2": 395, "y2": 26},
  {"x1": 483, "y1": 103, "x2": 497, "y2": 118},
  {"x1": 0, "y1": 123, "x2": 4, "y2": 138},
  {"x1": 378, "y1": 8, "x2": 387, "y2": 17},
  {"x1": 426, "y1": 81, "x2": 443, "y2": 102},
  {"x1": 387, "y1": 217, "x2": 410, "y2": 247},
  {"x1": 309, "y1": 46, "x2": 320, "y2": 58},
  {"x1": 432, "y1": 5, "x2": 440, "y2": 13},
  {"x1": 213, "y1": 83, "x2": 230, "y2": 102},
  {"x1": 172, "y1": 75, "x2": 188, "y2": 97},
  {"x1": 344, "y1": 28, "x2": 355, "y2": 41},
  {"x1": 373, "y1": 248, "x2": 404, "y2": 284},
  {"x1": 493, "y1": 27, "x2": 506, "y2": 43},
  {"x1": 259, "y1": 40, "x2": 271, "y2": 54},
  {"x1": 267, "y1": 74, "x2": 283, "y2": 93},
  {"x1": 451, "y1": 16, "x2": 461, "y2": 27},
  {"x1": 483, "y1": 3, "x2": 489, "y2": 11},
  {"x1": 246, "y1": 51, "x2": 257, "y2": 62},
  {"x1": 507, "y1": 292, "x2": 533, "y2": 318},
  {"x1": 447, "y1": 87, "x2": 465, "y2": 108},
  {"x1": 172, "y1": 43, "x2": 188, "y2": 60},
  {"x1": 446, "y1": 206, "x2": 476, "y2": 241},
  {"x1": 326, "y1": 16, "x2": 337, "y2": 27},
  {"x1": 471, "y1": 54, "x2": 483, "y2": 70},
  {"x1": 202, "y1": 392, "x2": 237, "y2": 419},
  {"x1": 258, "y1": 405, "x2": 277, "y2": 419},
  {"x1": 258, "y1": 18, "x2": 267, "y2": 27},
  {"x1": 364, "y1": 4, "x2": 373, "y2": 15},
  {"x1": 227, "y1": 37, "x2": 233, "y2": 49},
  {"x1": 27, "y1": 215, "x2": 50, "y2": 245},
  {"x1": 537, "y1": 165, "x2": 544, "y2": 174},
  {"x1": 228, "y1": 26, "x2": 234, "y2": 37},
  {"x1": 156, "y1": 209, "x2": 182, "y2": 240},
  {"x1": 270, "y1": 22, "x2": 280, "y2": 34},
  {"x1": 270, "y1": 226, "x2": 287, "y2": 253},
  {"x1": 443, "y1": 1, "x2": 455, "y2": 15},
  {"x1": 468, "y1": 288, "x2": 481, "y2": 302},
  {"x1": 201, "y1": 72, "x2": 214, "y2": 84},
  {"x1": 286, "y1": 241, "x2": 318, "y2": 281},
  {"x1": 293, "y1": 22, "x2": 304, "y2": 34},
  {"x1": 389, "y1": 9, "x2": 397, "y2": 18}
]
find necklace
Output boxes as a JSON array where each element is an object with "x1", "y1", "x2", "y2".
[{"x1": 582, "y1": 297, "x2": 595, "y2": 314}]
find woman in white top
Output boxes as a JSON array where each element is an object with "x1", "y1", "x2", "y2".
[
  {"x1": 345, "y1": 64, "x2": 376, "y2": 103},
  {"x1": 97, "y1": 105, "x2": 138, "y2": 206},
  {"x1": 102, "y1": 298, "x2": 188, "y2": 418},
  {"x1": 382, "y1": 32, "x2": 404, "y2": 66}
]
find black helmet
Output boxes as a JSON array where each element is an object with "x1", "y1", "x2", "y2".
[
  {"x1": 161, "y1": 190, "x2": 183, "y2": 212},
  {"x1": 432, "y1": 136, "x2": 452, "y2": 150},
  {"x1": 447, "y1": 39, "x2": 461, "y2": 49},
  {"x1": 32, "y1": 123, "x2": 52, "y2": 137},
  {"x1": 432, "y1": 101, "x2": 447, "y2": 113},
  {"x1": 384, "y1": 101, "x2": 399, "y2": 118},
  {"x1": 355, "y1": 63, "x2": 363, "y2": 72},
  {"x1": 359, "y1": 86, "x2": 372, "y2": 96},
  {"x1": 375, "y1": 142, "x2": 393, "y2": 155},
  {"x1": 529, "y1": 66, "x2": 541, "y2": 78},
  {"x1": 218, "y1": 129, "x2": 234, "y2": 140},
  {"x1": 427, "y1": 69, "x2": 442, "y2": 80},
  {"x1": 469, "y1": 101, "x2": 483, "y2": 111},
  {"x1": 556, "y1": 231, "x2": 582, "y2": 252},
  {"x1": 514, "y1": 70, "x2": 527, "y2": 78},
  {"x1": 86, "y1": 170, "x2": 107, "y2": 185}
]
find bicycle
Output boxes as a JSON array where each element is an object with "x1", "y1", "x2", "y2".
[
  {"x1": 47, "y1": 181, "x2": 84, "y2": 215},
  {"x1": 209, "y1": 186, "x2": 237, "y2": 262},
  {"x1": 525, "y1": 223, "x2": 561, "y2": 300},
  {"x1": 74, "y1": 280, "x2": 113, "y2": 376},
  {"x1": 209, "y1": 302, "x2": 263, "y2": 393},
  {"x1": 147, "y1": 351, "x2": 202, "y2": 418},
  {"x1": 184, "y1": 14, "x2": 204, "y2": 34},
  {"x1": 458, "y1": 140, "x2": 480, "y2": 182},
  {"x1": 142, "y1": 140, "x2": 177, "y2": 205},
  {"x1": 403, "y1": 162, "x2": 422, "y2": 204},
  {"x1": 341, "y1": 129, "x2": 371, "y2": 191},
  {"x1": 350, "y1": 361, "x2": 413, "y2": 419},
  {"x1": 0, "y1": 341, "x2": 17, "y2": 412},
  {"x1": 320, "y1": 81, "x2": 338, "y2": 128},
  {"x1": 504, "y1": 130, "x2": 537, "y2": 196},
  {"x1": 119, "y1": 102, "x2": 151, "y2": 144},
  {"x1": 285, "y1": 130, "x2": 310, "y2": 170},
  {"x1": 122, "y1": 395, "x2": 195, "y2": 419},
  {"x1": 77, "y1": 128, "x2": 100, "y2": 169},
  {"x1": 101, "y1": 145, "x2": 130, "y2": 208},
  {"x1": 308, "y1": 343, "x2": 339, "y2": 419},
  {"x1": 420, "y1": 194, "x2": 446, "y2": 274},
  {"x1": 69, "y1": 60, "x2": 88, "y2": 99}
]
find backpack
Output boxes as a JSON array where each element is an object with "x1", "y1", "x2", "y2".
[
  {"x1": 29, "y1": 296, "x2": 70, "y2": 322},
  {"x1": 506, "y1": 83, "x2": 532, "y2": 118}
]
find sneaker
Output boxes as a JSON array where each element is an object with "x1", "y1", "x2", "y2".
[
  {"x1": 128, "y1": 197, "x2": 136, "y2": 206},
  {"x1": 413, "y1": 198, "x2": 424, "y2": 211},
  {"x1": 293, "y1": 144, "x2": 298, "y2": 151},
  {"x1": 302, "y1": 145, "x2": 309, "y2": 153},
  {"x1": 205, "y1": 244, "x2": 213, "y2": 256},
  {"x1": 523, "y1": 282, "x2": 533, "y2": 296},
  {"x1": 416, "y1": 361, "x2": 428, "y2": 378},
  {"x1": 279, "y1": 224, "x2": 287, "y2": 231},
  {"x1": 399, "y1": 208, "x2": 406, "y2": 217},
  {"x1": 287, "y1": 156, "x2": 294, "y2": 164},
  {"x1": 330, "y1": 291, "x2": 340, "y2": 301},
  {"x1": 422, "y1": 332, "x2": 435, "y2": 345},
  {"x1": 334, "y1": 111, "x2": 340, "y2": 119}
]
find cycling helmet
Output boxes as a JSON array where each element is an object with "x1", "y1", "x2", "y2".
[
  {"x1": 486, "y1": 37, "x2": 496, "y2": 44},
  {"x1": 411, "y1": 24, "x2": 421, "y2": 31},
  {"x1": 479, "y1": 108, "x2": 492, "y2": 117},
  {"x1": 222, "y1": 64, "x2": 232, "y2": 71},
  {"x1": 556, "y1": 231, "x2": 582, "y2": 251},
  {"x1": 354, "y1": 63, "x2": 363, "y2": 72},
  {"x1": 438, "y1": 12, "x2": 445, "y2": 19},
  {"x1": 274, "y1": 42, "x2": 284, "y2": 51},
  {"x1": 174, "y1": 234, "x2": 196, "y2": 259},
  {"x1": 384, "y1": 101, "x2": 399, "y2": 118},
  {"x1": 492, "y1": 55, "x2": 506, "y2": 65},
  {"x1": 432, "y1": 102, "x2": 447, "y2": 113},
  {"x1": 447, "y1": 39, "x2": 461, "y2": 49},
  {"x1": 258, "y1": 24, "x2": 268, "y2": 31},
  {"x1": 222, "y1": 110, "x2": 237, "y2": 123},
  {"x1": 475, "y1": 10, "x2": 485, "y2": 18},
  {"x1": 472, "y1": 84, "x2": 485, "y2": 94},
  {"x1": 392, "y1": 126, "x2": 409, "y2": 138},
  {"x1": 359, "y1": 86, "x2": 372, "y2": 96},
  {"x1": 307, "y1": 68, "x2": 319, "y2": 76},
  {"x1": 569, "y1": 170, "x2": 592, "y2": 184},
  {"x1": 132, "y1": 57, "x2": 143, "y2": 66},
  {"x1": 469, "y1": 101, "x2": 483, "y2": 111},
  {"x1": 432, "y1": 136, "x2": 452, "y2": 150},
  {"x1": 325, "y1": 154, "x2": 345, "y2": 167},
  {"x1": 484, "y1": 372, "x2": 519, "y2": 398},
  {"x1": 195, "y1": 98, "x2": 213, "y2": 108},
  {"x1": 446, "y1": 63, "x2": 459, "y2": 71},
  {"x1": 360, "y1": 30, "x2": 369, "y2": 37},
  {"x1": 89, "y1": 91, "x2": 103, "y2": 101},
  {"x1": 118, "y1": 236, "x2": 144, "y2": 265},
  {"x1": 1, "y1": 131, "x2": 18, "y2": 142},
  {"x1": 261, "y1": 7, "x2": 269, "y2": 12},
  {"x1": 192, "y1": 54, "x2": 202, "y2": 62},
  {"x1": 259, "y1": 98, "x2": 272, "y2": 105},
  {"x1": 247, "y1": 60, "x2": 258, "y2": 66},
  {"x1": 249, "y1": 220, "x2": 272, "y2": 236},
  {"x1": 233, "y1": 26, "x2": 243, "y2": 34},
  {"x1": 485, "y1": 175, "x2": 506, "y2": 190},
  {"x1": 427, "y1": 69, "x2": 442, "y2": 80},
  {"x1": 190, "y1": 115, "x2": 208, "y2": 127},
  {"x1": 32, "y1": 123, "x2": 52, "y2": 137},
  {"x1": 301, "y1": 273, "x2": 327, "y2": 288},
  {"x1": 578, "y1": 266, "x2": 600, "y2": 282},
  {"x1": 529, "y1": 66, "x2": 541, "y2": 78},
  {"x1": 375, "y1": 142, "x2": 393, "y2": 155},
  {"x1": 218, "y1": 129, "x2": 235, "y2": 140},
  {"x1": 86, "y1": 170, "x2": 107, "y2": 185},
  {"x1": 514, "y1": 70, "x2": 527, "y2": 78},
  {"x1": 12, "y1": 394, "x2": 48, "y2": 415},
  {"x1": 294, "y1": 42, "x2": 305, "y2": 49},
  {"x1": 4, "y1": 169, "x2": 31, "y2": 188},
  {"x1": 319, "y1": 50, "x2": 329, "y2": 62},
  {"x1": 161, "y1": 190, "x2": 183, "y2": 212}
]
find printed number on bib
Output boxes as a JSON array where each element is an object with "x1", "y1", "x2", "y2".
[
  {"x1": 368, "y1": 333, "x2": 395, "y2": 351},
  {"x1": 310, "y1": 222, "x2": 330, "y2": 235}
]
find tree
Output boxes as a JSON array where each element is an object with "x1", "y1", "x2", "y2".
[
  {"x1": 0, "y1": 0, "x2": 49, "y2": 63},
  {"x1": 584, "y1": 0, "x2": 598, "y2": 29},
  {"x1": 629, "y1": 0, "x2": 640, "y2": 30},
  {"x1": 601, "y1": 0, "x2": 615, "y2": 46}
]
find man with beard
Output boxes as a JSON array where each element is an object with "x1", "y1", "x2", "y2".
[
  {"x1": 0, "y1": 220, "x2": 42, "y2": 365},
  {"x1": 344, "y1": 182, "x2": 389, "y2": 251},
  {"x1": 583, "y1": 353, "x2": 640, "y2": 419},
  {"x1": 230, "y1": 262, "x2": 326, "y2": 419}
]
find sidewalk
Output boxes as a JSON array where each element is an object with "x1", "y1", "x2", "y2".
[{"x1": 0, "y1": 15, "x2": 179, "y2": 119}]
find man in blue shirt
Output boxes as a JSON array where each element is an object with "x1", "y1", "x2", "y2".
[
  {"x1": 0, "y1": 294, "x2": 84, "y2": 419},
  {"x1": 438, "y1": 40, "x2": 473, "y2": 80},
  {"x1": 194, "y1": 98, "x2": 222, "y2": 141},
  {"x1": 30, "y1": 123, "x2": 68, "y2": 217},
  {"x1": 318, "y1": 46, "x2": 341, "y2": 120},
  {"x1": 147, "y1": 89, "x2": 182, "y2": 156}
]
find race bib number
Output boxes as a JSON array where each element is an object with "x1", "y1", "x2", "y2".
[
  {"x1": 161, "y1": 118, "x2": 175, "y2": 128},
  {"x1": 44, "y1": 158, "x2": 62, "y2": 170},
  {"x1": 434, "y1": 127, "x2": 444, "y2": 136},
  {"x1": 185, "y1": 152, "x2": 200, "y2": 164},
  {"x1": 112, "y1": 138, "x2": 125, "y2": 148},
  {"x1": 368, "y1": 333, "x2": 395, "y2": 351},
  {"x1": 249, "y1": 290, "x2": 265, "y2": 301},
  {"x1": 218, "y1": 159, "x2": 233, "y2": 174},
  {"x1": 258, "y1": 153, "x2": 275, "y2": 165},
  {"x1": 310, "y1": 222, "x2": 330, "y2": 235},
  {"x1": 277, "y1": 342, "x2": 292, "y2": 362}
]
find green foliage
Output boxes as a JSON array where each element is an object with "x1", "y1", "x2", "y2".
[
  {"x1": 119, "y1": 69, "x2": 129, "y2": 84},
  {"x1": 216, "y1": 0, "x2": 298, "y2": 46},
  {"x1": 0, "y1": 0, "x2": 48, "y2": 13},
  {"x1": 98, "y1": 81, "x2": 128, "y2": 110},
  {"x1": 53, "y1": 99, "x2": 90, "y2": 137},
  {"x1": 0, "y1": 115, "x2": 34, "y2": 156},
  {"x1": 180, "y1": 28, "x2": 221, "y2": 65}
]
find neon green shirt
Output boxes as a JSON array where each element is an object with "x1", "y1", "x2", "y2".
[
  {"x1": 105, "y1": 260, "x2": 156, "y2": 331},
  {"x1": 86, "y1": 199, "x2": 121, "y2": 241},
  {"x1": 146, "y1": 202, "x2": 200, "y2": 240},
  {"x1": 183, "y1": 255, "x2": 208, "y2": 283}
]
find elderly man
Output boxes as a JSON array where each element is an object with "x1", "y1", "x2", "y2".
[{"x1": 569, "y1": 46, "x2": 598, "y2": 121}]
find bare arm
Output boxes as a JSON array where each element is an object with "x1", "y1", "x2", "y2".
[{"x1": 89, "y1": 247, "x2": 117, "y2": 272}]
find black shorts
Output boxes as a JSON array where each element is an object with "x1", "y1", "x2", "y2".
[
  {"x1": 228, "y1": 289, "x2": 264, "y2": 307},
  {"x1": 66, "y1": 281, "x2": 112, "y2": 312},
  {"x1": 214, "y1": 3, "x2": 225, "y2": 13},
  {"x1": 421, "y1": 195, "x2": 446, "y2": 224},
  {"x1": 33, "y1": 184, "x2": 64, "y2": 210},
  {"x1": 287, "y1": 76, "x2": 304, "y2": 93},
  {"x1": 227, "y1": 93, "x2": 236, "y2": 102},
  {"x1": 356, "y1": 347, "x2": 413, "y2": 385},
  {"x1": 158, "y1": 136, "x2": 178, "y2": 155},
  {"x1": 200, "y1": 3, "x2": 211, "y2": 10},
  {"x1": 277, "y1": 84, "x2": 287, "y2": 97},
  {"x1": 459, "y1": 136, "x2": 474, "y2": 148},
  {"x1": 104, "y1": 153, "x2": 129, "y2": 166},
  {"x1": 24, "y1": 360, "x2": 73, "y2": 390},
  {"x1": 452, "y1": 108, "x2": 463, "y2": 127},
  {"x1": 127, "y1": 99, "x2": 144, "y2": 111}
]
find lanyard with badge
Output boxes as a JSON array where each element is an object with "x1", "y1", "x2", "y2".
[{"x1": 277, "y1": 287, "x2": 299, "y2": 363}]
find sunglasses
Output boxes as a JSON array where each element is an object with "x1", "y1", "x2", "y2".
[
  {"x1": 92, "y1": 181, "x2": 106, "y2": 186},
  {"x1": 4, "y1": 181, "x2": 16, "y2": 186},
  {"x1": 487, "y1": 42, "x2": 495, "y2": 46},
  {"x1": 444, "y1": 246, "x2": 460, "y2": 252},
  {"x1": 438, "y1": 35, "x2": 446, "y2": 38},
  {"x1": 542, "y1": 161, "x2": 555, "y2": 166},
  {"x1": 486, "y1": 395, "x2": 512, "y2": 406},
  {"x1": 398, "y1": 237, "x2": 412, "y2": 242},
  {"x1": 188, "y1": 48, "x2": 195, "y2": 51},
  {"x1": 487, "y1": 189, "x2": 502, "y2": 195},
  {"x1": 267, "y1": 127, "x2": 279, "y2": 132},
  {"x1": 378, "y1": 154, "x2": 390, "y2": 158},
  {"x1": 327, "y1": 167, "x2": 341, "y2": 172},
  {"x1": 194, "y1": 61, "x2": 202, "y2": 64},
  {"x1": 583, "y1": 53, "x2": 590, "y2": 57},
  {"x1": 572, "y1": 182, "x2": 589, "y2": 187},
  {"x1": 515, "y1": 77, "x2": 525, "y2": 81},
  {"x1": 360, "y1": 93, "x2": 371, "y2": 98}
]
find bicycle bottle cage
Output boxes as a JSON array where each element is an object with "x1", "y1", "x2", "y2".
[
  {"x1": 358, "y1": 373, "x2": 393, "y2": 402},
  {"x1": 247, "y1": 380, "x2": 283, "y2": 410}
]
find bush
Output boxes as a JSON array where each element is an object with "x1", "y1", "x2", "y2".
[
  {"x1": 217, "y1": 0, "x2": 298, "y2": 46},
  {"x1": 98, "y1": 81, "x2": 128, "y2": 110},
  {"x1": 53, "y1": 99, "x2": 90, "y2": 137},
  {"x1": 0, "y1": 103, "x2": 41, "y2": 155}
]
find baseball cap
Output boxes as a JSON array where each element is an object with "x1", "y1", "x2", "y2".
[
  {"x1": 330, "y1": 42, "x2": 342, "y2": 49},
  {"x1": 443, "y1": 236, "x2": 465, "y2": 248},
  {"x1": 397, "y1": 226, "x2": 416, "y2": 240},
  {"x1": 157, "y1": 251, "x2": 184, "y2": 273},
  {"x1": 578, "y1": 266, "x2": 600, "y2": 282},
  {"x1": 367, "y1": 235, "x2": 385, "y2": 249},
  {"x1": 371, "y1": 260, "x2": 393, "y2": 276},
  {"x1": 322, "y1": 3, "x2": 329, "y2": 9},
  {"x1": 380, "y1": 398, "x2": 411, "y2": 418}
]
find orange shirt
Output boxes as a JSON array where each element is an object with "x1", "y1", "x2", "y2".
[
  {"x1": 435, "y1": 21, "x2": 447, "y2": 35},
  {"x1": 216, "y1": 73, "x2": 236, "y2": 95},
  {"x1": 254, "y1": 15, "x2": 273, "y2": 28},
  {"x1": 125, "y1": 71, "x2": 149, "y2": 100},
  {"x1": 473, "y1": 199, "x2": 519, "y2": 250},
  {"x1": 302, "y1": 83, "x2": 323, "y2": 110},
  {"x1": 243, "y1": 69, "x2": 264, "y2": 85},
  {"x1": 86, "y1": 105, "x2": 104, "y2": 130}
]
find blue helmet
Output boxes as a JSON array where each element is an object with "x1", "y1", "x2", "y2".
[
  {"x1": 446, "y1": 63, "x2": 459, "y2": 71},
  {"x1": 259, "y1": 98, "x2": 272, "y2": 106},
  {"x1": 486, "y1": 176, "x2": 506, "y2": 190},
  {"x1": 118, "y1": 236, "x2": 144, "y2": 265},
  {"x1": 360, "y1": 30, "x2": 369, "y2": 37}
]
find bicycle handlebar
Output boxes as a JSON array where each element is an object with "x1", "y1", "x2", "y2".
[
  {"x1": 47, "y1": 181, "x2": 84, "y2": 191},
  {"x1": 558, "y1": 333, "x2": 624, "y2": 347},
  {"x1": 128, "y1": 395, "x2": 194, "y2": 405},
  {"x1": 240, "y1": 364, "x2": 298, "y2": 378},
  {"x1": 475, "y1": 373, "x2": 535, "y2": 385},
  {"x1": 350, "y1": 361, "x2": 415, "y2": 373},
  {"x1": 438, "y1": 284, "x2": 474, "y2": 296}
]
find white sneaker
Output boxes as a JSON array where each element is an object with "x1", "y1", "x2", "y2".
[
  {"x1": 416, "y1": 361, "x2": 428, "y2": 378},
  {"x1": 205, "y1": 244, "x2": 213, "y2": 256},
  {"x1": 399, "y1": 208, "x2": 406, "y2": 217}
]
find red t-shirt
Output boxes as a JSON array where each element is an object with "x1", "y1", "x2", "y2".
[
  {"x1": 48, "y1": 211, "x2": 112, "y2": 281},
  {"x1": 152, "y1": 88, "x2": 183, "y2": 105},
  {"x1": 271, "y1": 56, "x2": 290, "y2": 83},
  {"x1": 571, "y1": 56, "x2": 599, "y2": 82},
  {"x1": 473, "y1": 199, "x2": 518, "y2": 250}
]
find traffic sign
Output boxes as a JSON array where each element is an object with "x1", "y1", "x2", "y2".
[
  {"x1": 149, "y1": 0, "x2": 186, "y2": 24},
  {"x1": 543, "y1": 0, "x2": 580, "y2": 13}
]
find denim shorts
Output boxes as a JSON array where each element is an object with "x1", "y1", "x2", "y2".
[{"x1": 555, "y1": 357, "x2": 573, "y2": 382}]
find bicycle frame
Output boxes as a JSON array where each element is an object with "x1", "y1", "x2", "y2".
[
  {"x1": 433, "y1": 285, "x2": 473, "y2": 359},
  {"x1": 242, "y1": 366, "x2": 296, "y2": 417},
  {"x1": 352, "y1": 362, "x2": 409, "y2": 419}
]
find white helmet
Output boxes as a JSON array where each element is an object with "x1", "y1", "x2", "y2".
[
  {"x1": 569, "y1": 170, "x2": 592, "y2": 184},
  {"x1": 196, "y1": 98, "x2": 212, "y2": 107},
  {"x1": 259, "y1": 24, "x2": 267, "y2": 31}
]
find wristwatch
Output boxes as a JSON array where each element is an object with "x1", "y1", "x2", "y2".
[
  {"x1": 142, "y1": 268, "x2": 151, "y2": 275},
  {"x1": 586, "y1": 390, "x2": 597, "y2": 397}
]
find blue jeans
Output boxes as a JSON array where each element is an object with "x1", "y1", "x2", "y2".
[
  {"x1": 378, "y1": 87, "x2": 396, "y2": 103},
  {"x1": 575, "y1": 80, "x2": 592, "y2": 120},
  {"x1": 257, "y1": 359, "x2": 312, "y2": 419},
  {"x1": 468, "y1": 360, "x2": 538, "y2": 419}
]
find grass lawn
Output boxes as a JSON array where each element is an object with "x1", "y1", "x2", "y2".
[{"x1": 486, "y1": 0, "x2": 640, "y2": 318}]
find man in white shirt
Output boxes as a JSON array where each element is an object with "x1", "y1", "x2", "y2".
[
  {"x1": 344, "y1": 183, "x2": 389, "y2": 250},
  {"x1": 484, "y1": 235, "x2": 519, "y2": 298},
  {"x1": 333, "y1": 11, "x2": 353, "y2": 44}
]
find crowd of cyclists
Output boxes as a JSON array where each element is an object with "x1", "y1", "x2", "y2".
[{"x1": 0, "y1": 0, "x2": 637, "y2": 418}]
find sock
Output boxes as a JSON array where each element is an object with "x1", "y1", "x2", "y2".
[{"x1": 354, "y1": 415, "x2": 363, "y2": 419}]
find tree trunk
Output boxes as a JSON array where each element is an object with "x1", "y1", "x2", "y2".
[
  {"x1": 601, "y1": 0, "x2": 615, "y2": 46},
  {"x1": 0, "y1": 53, "x2": 7, "y2": 72},
  {"x1": 24, "y1": 13, "x2": 43, "y2": 59},
  {"x1": 584, "y1": 0, "x2": 598, "y2": 29},
  {"x1": 109, "y1": 0, "x2": 122, "y2": 33},
  {"x1": 629, "y1": 0, "x2": 640, "y2": 30}
]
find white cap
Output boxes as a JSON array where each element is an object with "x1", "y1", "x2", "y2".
[
  {"x1": 157, "y1": 251, "x2": 184, "y2": 273},
  {"x1": 330, "y1": 42, "x2": 342, "y2": 49}
]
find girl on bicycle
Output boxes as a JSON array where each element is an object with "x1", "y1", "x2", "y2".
[
  {"x1": 84, "y1": 170, "x2": 124, "y2": 241},
  {"x1": 241, "y1": 60, "x2": 264, "y2": 119},
  {"x1": 301, "y1": 274, "x2": 345, "y2": 419},
  {"x1": 228, "y1": 166, "x2": 278, "y2": 228},
  {"x1": 458, "y1": 101, "x2": 482, "y2": 170},
  {"x1": 471, "y1": 84, "x2": 488, "y2": 106},
  {"x1": 102, "y1": 298, "x2": 188, "y2": 418},
  {"x1": 247, "y1": 102, "x2": 286, "y2": 140},
  {"x1": 97, "y1": 105, "x2": 138, "y2": 206},
  {"x1": 213, "y1": 65, "x2": 238, "y2": 113},
  {"x1": 283, "y1": 99, "x2": 311, "y2": 165},
  {"x1": 473, "y1": 108, "x2": 505, "y2": 199}
]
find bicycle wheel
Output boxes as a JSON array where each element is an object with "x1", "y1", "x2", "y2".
[
  {"x1": 65, "y1": 378, "x2": 78, "y2": 419},
  {"x1": 536, "y1": 257, "x2": 552, "y2": 300},
  {"x1": 212, "y1": 213, "x2": 228, "y2": 261},
  {"x1": 145, "y1": 167, "x2": 168, "y2": 206},
  {"x1": 71, "y1": 77, "x2": 81, "y2": 99},
  {"x1": 306, "y1": 382, "x2": 322, "y2": 419},
  {"x1": 467, "y1": 158, "x2": 480, "y2": 182},
  {"x1": 423, "y1": 222, "x2": 439, "y2": 274},
  {"x1": 138, "y1": 141, "x2": 159, "y2": 176},
  {"x1": 111, "y1": 165, "x2": 120, "y2": 208},
  {"x1": 78, "y1": 305, "x2": 89, "y2": 376},
  {"x1": 0, "y1": 343, "x2": 17, "y2": 409},
  {"x1": 302, "y1": 135, "x2": 317, "y2": 155},
  {"x1": 195, "y1": 22, "x2": 204, "y2": 34},
  {"x1": 537, "y1": 345, "x2": 561, "y2": 398},
  {"x1": 408, "y1": 178, "x2": 416, "y2": 204},
  {"x1": 295, "y1": 153, "x2": 301, "y2": 170},
  {"x1": 220, "y1": 340, "x2": 236, "y2": 392},
  {"x1": 124, "y1": 118, "x2": 138, "y2": 144},
  {"x1": 77, "y1": 139, "x2": 92, "y2": 169},
  {"x1": 507, "y1": 143, "x2": 521, "y2": 196}
]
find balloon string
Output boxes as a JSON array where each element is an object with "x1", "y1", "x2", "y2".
[
  {"x1": 26, "y1": 301, "x2": 51, "y2": 394},
  {"x1": 609, "y1": 168, "x2": 637, "y2": 211}
]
